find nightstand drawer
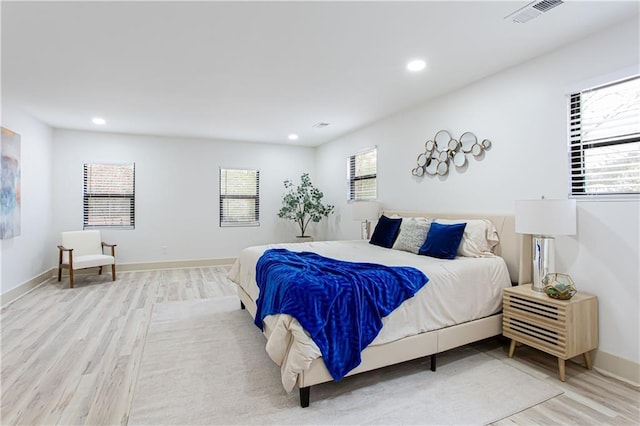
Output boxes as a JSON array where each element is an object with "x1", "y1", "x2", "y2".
[
  {"x1": 503, "y1": 314, "x2": 567, "y2": 358},
  {"x1": 504, "y1": 294, "x2": 567, "y2": 330}
]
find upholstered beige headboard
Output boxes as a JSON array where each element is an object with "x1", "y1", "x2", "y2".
[{"x1": 381, "y1": 211, "x2": 531, "y2": 285}]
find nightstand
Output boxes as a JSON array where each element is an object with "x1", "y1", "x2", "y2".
[{"x1": 503, "y1": 284, "x2": 598, "y2": 381}]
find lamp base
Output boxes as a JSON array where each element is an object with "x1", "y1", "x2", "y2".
[
  {"x1": 361, "y1": 220, "x2": 371, "y2": 240},
  {"x1": 532, "y1": 235, "x2": 555, "y2": 292}
]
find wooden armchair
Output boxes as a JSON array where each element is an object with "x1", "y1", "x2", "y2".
[{"x1": 57, "y1": 230, "x2": 117, "y2": 288}]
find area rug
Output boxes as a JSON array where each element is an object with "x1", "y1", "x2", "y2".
[{"x1": 128, "y1": 297, "x2": 562, "y2": 425}]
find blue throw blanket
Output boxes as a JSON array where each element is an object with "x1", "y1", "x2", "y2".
[{"x1": 254, "y1": 248, "x2": 428, "y2": 381}]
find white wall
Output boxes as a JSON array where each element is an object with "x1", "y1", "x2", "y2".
[
  {"x1": 52, "y1": 129, "x2": 317, "y2": 264},
  {"x1": 316, "y1": 19, "x2": 640, "y2": 367},
  {"x1": 1, "y1": 102, "x2": 54, "y2": 294}
]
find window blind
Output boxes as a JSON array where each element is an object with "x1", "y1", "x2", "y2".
[
  {"x1": 569, "y1": 76, "x2": 640, "y2": 196},
  {"x1": 83, "y1": 163, "x2": 135, "y2": 229},
  {"x1": 219, "y1": 168, "x2": 260, "y2": 227},
  {"x1": 348, "y1": 148, "x2": 377, "y2": 200}
]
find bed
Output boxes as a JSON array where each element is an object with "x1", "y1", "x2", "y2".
[{"x1": 227, "y1": 211, "x2": 531, "y2": 407}]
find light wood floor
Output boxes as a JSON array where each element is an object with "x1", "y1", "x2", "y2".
[{"x1": 1, "y1": 267, "x2": 638, "y2": 425}]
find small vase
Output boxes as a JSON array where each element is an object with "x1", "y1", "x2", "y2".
[
  {"x1": 542, "y1": 273, "x2": 577, "y2": 300},
  {"x1": 295, "y1": 236, "x2": 313, "y2": 243}
]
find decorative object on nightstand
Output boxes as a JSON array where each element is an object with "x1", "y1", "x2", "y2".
[
  {"x1": 514, "y1": 197, "x2": 576, "y2": 292},
  {"x1": 543, "y1": 273, "x2": 577, "y2": 300},
  {"x1": 503, "y1": 284, "x2": 598, "y2": 382},
  {"x1": 351, "y1": 201, "x2": 379, "y2": 240}
]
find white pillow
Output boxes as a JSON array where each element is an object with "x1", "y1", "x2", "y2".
[
  {"x1": 435, "y1": 219, "x2": 499, "y2": 257},
  {"x1": 392, "y1": 218, "x2": 432, "y2": 254},
  {"x1": 386, "y1": 214, "x2": 430, "y2": 221}
]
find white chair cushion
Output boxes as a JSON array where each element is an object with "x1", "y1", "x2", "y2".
[
  {"x1": 62, "y1": 230, "x2": 103, "y2": 257},
  {"x1": 69, "y1": 254, "x2": 115, "y2": 270}
]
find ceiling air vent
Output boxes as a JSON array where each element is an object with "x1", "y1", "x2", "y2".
[
  {"x1": 505, "y1": 0, "x2": 564, "y2": 24},
  {"x1": 312, "y1": 122, "x2": 330, "y2": 128}
]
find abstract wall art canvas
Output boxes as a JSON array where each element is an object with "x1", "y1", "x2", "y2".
[{"x1": 1, "y1": 127, "x2": 21, "y2": 239}]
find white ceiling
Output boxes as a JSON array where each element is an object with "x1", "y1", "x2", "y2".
[{"x1": 2, "y1": 1, "x2": 638, "y2": 146}]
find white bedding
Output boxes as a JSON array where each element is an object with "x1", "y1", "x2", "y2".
[{"x1": 227, "y1": 240, "x2": 512, "y2": 391}]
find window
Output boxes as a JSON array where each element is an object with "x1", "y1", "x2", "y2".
[
  {"x1": 83, "y1": 163, "x2": 135, "y2": 229},
  {"x1": 569, "y1": 76, "x2": 640, "y2": 196},
  {"x1": 347, "y1": 147, "x2": 377, "y2": 200},
  {"x1": 219, "y1": 168, "x2": 260, "y2": 227}
]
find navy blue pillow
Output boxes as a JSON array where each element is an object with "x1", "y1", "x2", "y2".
[
  {"x1": 369, "y1": 215, "x2": 402, "y2": 248},
  {"x1": 418, "y1": 222, "x2": 467, "y2": 259}
]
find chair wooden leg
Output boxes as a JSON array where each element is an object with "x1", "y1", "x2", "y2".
[
  {"x1": 99, "y1": 266, "x2": 103, "y2": 275},
  {"x1": 112, "y1": 264, "x2": 116, "y2": 281},
  {"x1": 69, "y1": 269, "x2": 74, "y2": 289},
  {"x1": 58, "y1": 266, "x2": 62, "y2": 282}
]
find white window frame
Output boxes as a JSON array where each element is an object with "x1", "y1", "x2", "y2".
[
  {"x1": 83, "y1": 163, "x2": 135, "y2": 229},
  {"x1": 567, "y1": 74, "x2": 640, "y2": 199},
  {"x1": 347, "y1": 147, "x2": 377, "y2": 201},
  {"x1": 219, "y1": 167, "x2": 260, "y2": 227}
]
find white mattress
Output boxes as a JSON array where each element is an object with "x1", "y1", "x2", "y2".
[{"x1": 227, "y1": 240, "x2": 512, "y2": 391}]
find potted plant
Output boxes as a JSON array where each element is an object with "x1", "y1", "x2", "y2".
[{"x1": 277, "y1": 173, "x2": 334, "y2": 238}]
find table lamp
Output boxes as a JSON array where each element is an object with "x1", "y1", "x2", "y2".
[
  {"x1": 515, "y1": 198, "x2": 576, "y2": 292},
  {"x1": 352, "y1": 201, "x2": 379, "y2": 240}
]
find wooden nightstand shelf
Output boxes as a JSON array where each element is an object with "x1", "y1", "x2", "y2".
[{"x1": 503, "y1": 284, "x2": 598, "y2": 382}]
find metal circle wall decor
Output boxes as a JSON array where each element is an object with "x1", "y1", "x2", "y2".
[
  {"x1": 425, "y1": 160, "x2": 437, "y2": 175},
  {"x1": 453, "y1": 151, "x2": 467, "y2": 167},
  {"x1": 434, "y1": 130, "x2": 452, "y2": 151},
  {"x1": 417, "y1": 152, "x2": 428, "y2": 167},
  {"x1": 460, "y1": 132, "x2": 477, "y2": 153},
  {"x1": 411, "y1": 130, "x2": 491, "y2": 177}
]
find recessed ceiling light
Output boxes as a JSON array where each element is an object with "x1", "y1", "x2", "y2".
[
  {"x1": 288, "y1": 134, "x2": 299, "y2": 141},
  {"x1": 92, "y1": 117, "x2": 106, "y2": 125},
  {"x1": 407, "y1": 59, "x2": 426, "y2": 72}
]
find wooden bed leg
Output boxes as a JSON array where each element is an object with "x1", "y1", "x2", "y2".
[
  {"x1": 240, "y1": 301, "x2": 245, "y2": 310},
  {"x1": 299, "y1": 386, "x2": 310, "y2": 408},
  {"x1": 430, "y1": 353, "x2": 436, "y2": 371}
]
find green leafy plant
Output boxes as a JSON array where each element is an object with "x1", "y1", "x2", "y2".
[{"x1": 277, "y1": 173, "x2": 334, "y2": 237}]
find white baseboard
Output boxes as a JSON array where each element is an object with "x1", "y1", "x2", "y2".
[
  {"x1": 591, "y1": 350, "x2": 640, "y2": 387},
  {"x1": 116, "y1": 258, "x2": 236, "y2": 272},
  {"x1": 0, "y1": 269, "x2": 53, "y2": 309},
  {"x1": 1, "y1": 257, "x2": 237, "y2": 307}
]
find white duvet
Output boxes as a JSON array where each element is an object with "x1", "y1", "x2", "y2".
[{"x1": 227, "y1": 240, "x2": 511, "y2": 391}]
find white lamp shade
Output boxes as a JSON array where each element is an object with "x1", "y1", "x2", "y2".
[
  {"x1": 351, "y1": 201, "x2": 379, "y2": 221},
  {"x1": 515, "y1": 199, "x2": 576, "y2": 236}
]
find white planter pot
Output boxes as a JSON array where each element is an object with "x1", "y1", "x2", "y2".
[{"x1": 294, "y1": 236, "x2": 313, "y2": 243}]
